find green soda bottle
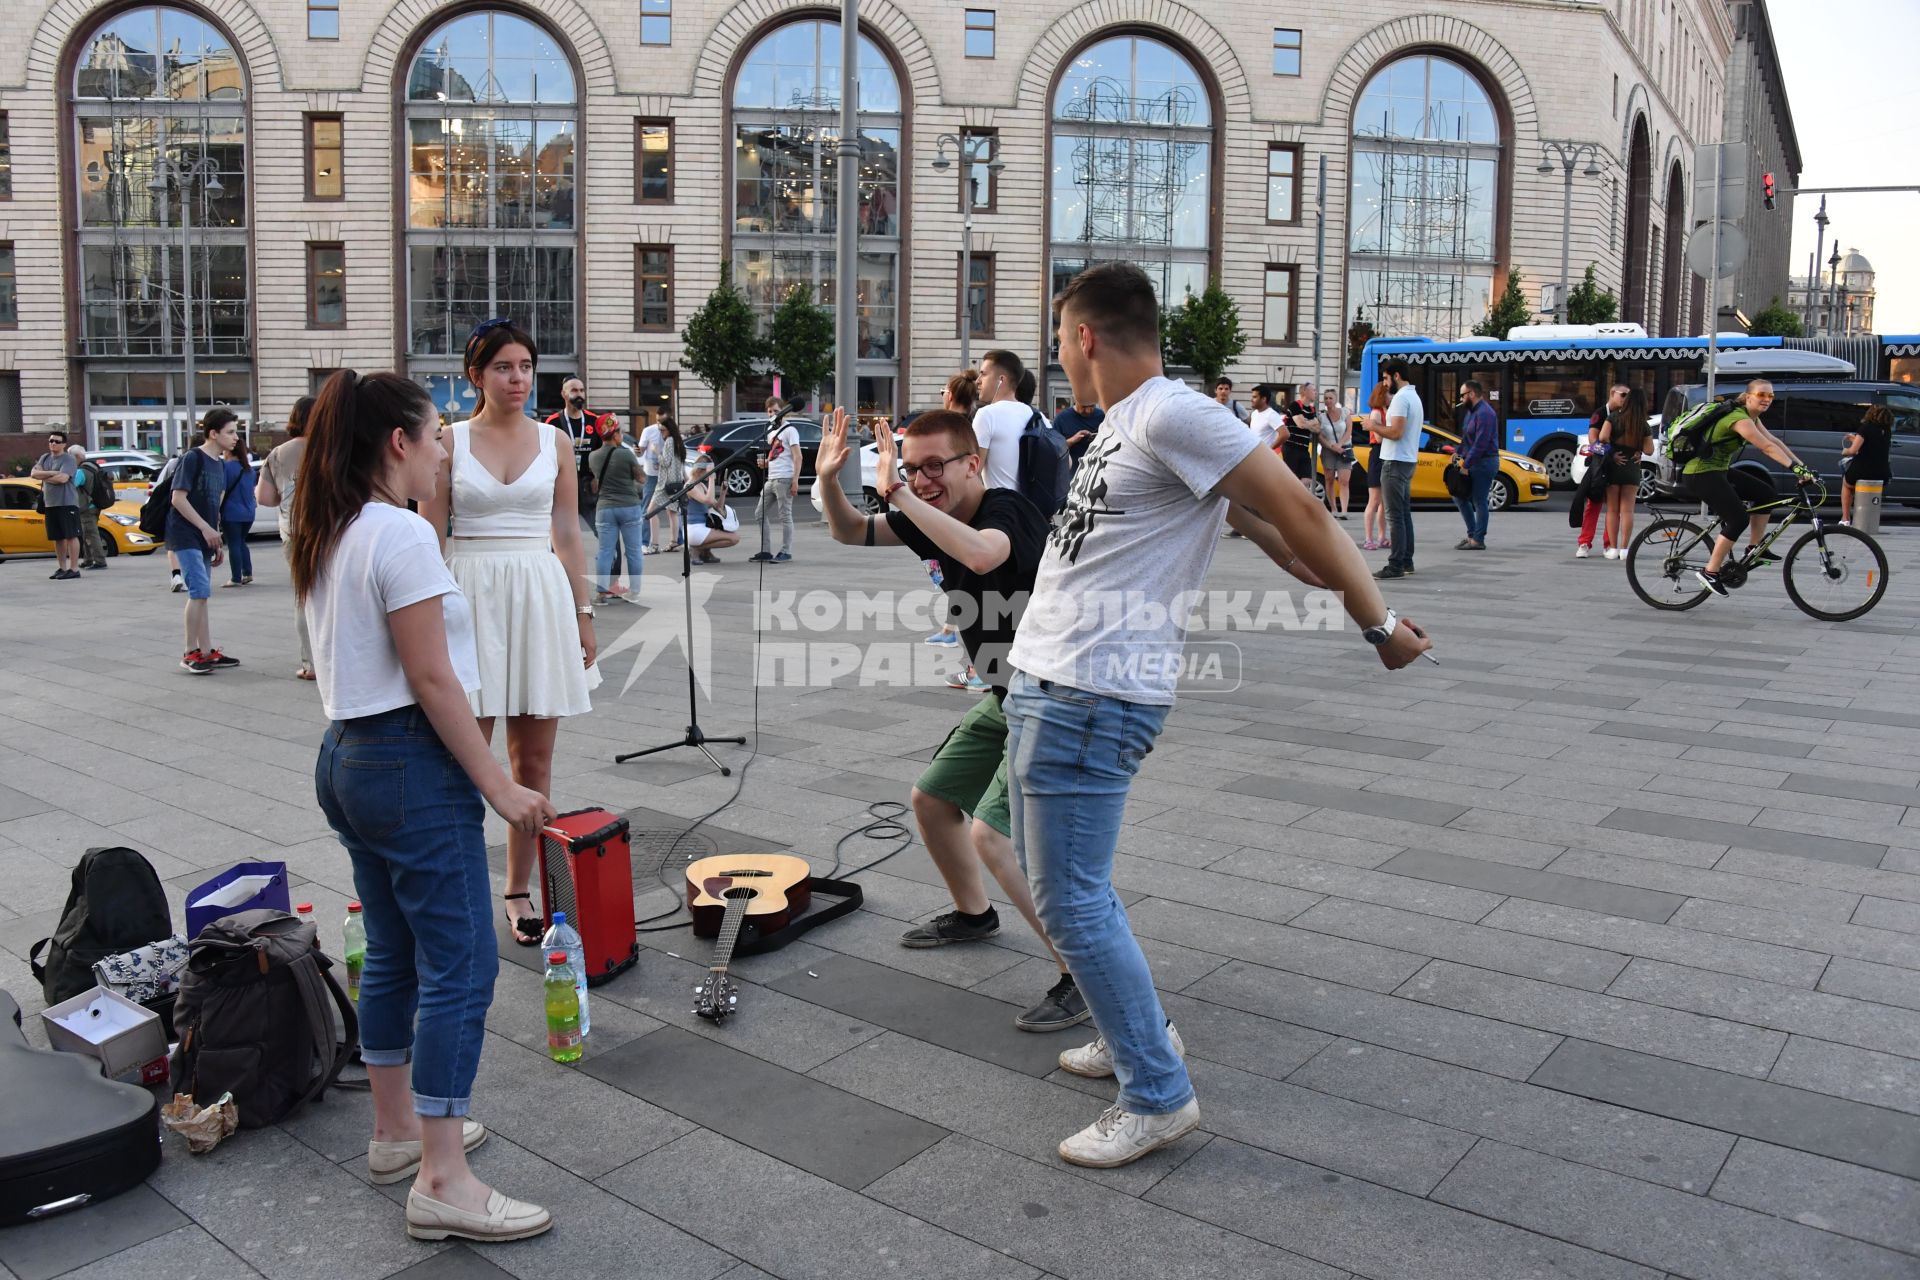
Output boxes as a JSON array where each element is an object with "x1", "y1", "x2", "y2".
[
  {"x1": 544, "y1": 951, "x2": 583, "y2": 1064},
  {"x1": 342, "y1": 902, "x2": 366, "y2": 1004}
]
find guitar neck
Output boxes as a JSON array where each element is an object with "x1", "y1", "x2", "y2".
[{"x1": 709, "y1": 896, "x2": 751, "y2": 976}]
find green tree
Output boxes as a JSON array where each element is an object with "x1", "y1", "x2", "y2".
[
  {"x1": 1748, "y1": 296, "x2": 1804, "y2": 338},
  {"x1": 1162, "y1": 277, "x2": 1247, "y2": 387},
  {"x1": 1472, "y1": 269, "x2": 1533, "y2": 339},
  {"x1": 765, "y1": 282, "x2": 836, "y2": 405},
  {"x1": 1565, "y1": 264, "x2": 1618, "y2": 325},
  {"x1": 680, "y1": 265, "x2": 764, "y2": 419}
]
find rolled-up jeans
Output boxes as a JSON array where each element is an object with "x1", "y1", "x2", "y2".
[
  {"x1": 1381, "y1": 459, "x2": 1416, "y2": 569},
  {"x1": 1004, "y1": 671, "x2": 1187, "y2": 1115},
  {"x1": 314, "y1": 706, "x2": 496, "y2": 1117},
  {"x1": 595, "y1": 501, "x2": 646, "y2": 589}
]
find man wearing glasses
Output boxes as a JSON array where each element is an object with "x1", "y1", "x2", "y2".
[
  {"x1": 31, "y1": 431, "x2": 83, "y2": 580},
  {"x1": 811, "y1": 405, "x2": 1091, "y2": 1035}
]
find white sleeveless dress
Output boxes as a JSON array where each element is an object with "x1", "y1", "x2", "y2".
[{"x1": 445, "y1": 421, "x2": 600, "y2": 719}]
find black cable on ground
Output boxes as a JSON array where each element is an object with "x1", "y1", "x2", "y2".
[{"x1": 827, "y1": 799, "x2": 913, "y2": 881}]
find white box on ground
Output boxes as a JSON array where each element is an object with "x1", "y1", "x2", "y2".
[
  {"x1": 39, "y1": 986, "x2": 168, "y2": 1081},
  {"x1": 190, "y1": 874, "x2": 277, "y2": 911}
]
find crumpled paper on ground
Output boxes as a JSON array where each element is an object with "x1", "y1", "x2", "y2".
[{"x1": 161, "y1": 1092, "x2": 238, "y2": 1154}]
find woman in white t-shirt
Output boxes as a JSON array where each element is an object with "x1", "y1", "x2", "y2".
[{"x1": 291, "y1": 370, "x2": 557, "y2": 1246}]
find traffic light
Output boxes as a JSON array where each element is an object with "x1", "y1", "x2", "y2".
[{"x1": 1763, "y1": 172, "x2": 1776, "y2": 210}]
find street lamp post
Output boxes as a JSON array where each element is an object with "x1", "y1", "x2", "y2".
[
  {"x1": 930, "y1": 132, "x2": 1005, "y2": 371},
  {"x1": 148, "y1": 155, "x2": 223, "y2": 453},
  {"x1": 1806, "y1": 195, "x2": 1829, "y2": 335},
  {"x1": 1537, "y1": 141, "x2": 1603, "y2": 325},
  {"x1": 1825, "y1": 243, "x2": 1842, "y2": 337}
]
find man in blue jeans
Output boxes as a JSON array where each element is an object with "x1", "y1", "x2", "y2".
[
  {"x1": 1450, "y1": 378, "x2": 1500, "y2": 550},
  {"x1": 1009, "y1": 263, "x2": 1432, "y2": 1167},
  {"x1": 1374, "y1": 358, "x2": 1423, "y2": 579}
]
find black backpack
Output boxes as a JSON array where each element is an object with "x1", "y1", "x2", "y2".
[
  {"x1": 1016, "y1": 409, "x2": 1072, "y2": 518},
  {"x1": 171, "y1": 910, "x2": 357, "y2": 1129},
  {"x1": 82, "y1": 463, "x2": 116, "y2": 513},
  {"x1": 30, "y1": 848, "x2": 172, "y2": 1006},
  {"x1": 137, "y1": 464, "x2": 176, "y2": 537}
]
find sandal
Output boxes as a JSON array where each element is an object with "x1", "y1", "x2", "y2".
[
  {"x1": 502, "y1": 893, "x2": 541, "y2": 947},
  {"x1": 296, "y1": 667, "x2": 317, "y2": 681}
]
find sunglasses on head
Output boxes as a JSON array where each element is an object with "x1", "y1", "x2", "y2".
[{"x1": 464, "y1": 317, "x2": 514, "y2": 358}]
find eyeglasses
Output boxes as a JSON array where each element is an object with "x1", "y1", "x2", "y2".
[{"x1": 901, "y1": 453, "x2": 973, "y2": 480}]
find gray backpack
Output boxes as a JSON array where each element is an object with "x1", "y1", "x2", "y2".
[{"x1": 170, "y1": 910, "x2": 358, "y2": 1128}]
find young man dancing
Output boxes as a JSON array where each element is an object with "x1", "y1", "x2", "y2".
[
  {"x1": 1010, "y1": 262, "x2": 1432, "y2": 1167},
  {"x1": 815, "y1": 407, "x2": 1088, "y2": 1032}
]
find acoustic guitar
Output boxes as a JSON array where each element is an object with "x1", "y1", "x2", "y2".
[{"x1": 684, "y1": 853, "x2": 812, "y2": 1023}]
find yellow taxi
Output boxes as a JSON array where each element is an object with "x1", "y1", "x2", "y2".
[
  {"x1": 0, "y1": 479, "x2": 160, "y2": 556},
  {"x1": 1329, "y1": 424, "x2": 1550, "y2": 511}
]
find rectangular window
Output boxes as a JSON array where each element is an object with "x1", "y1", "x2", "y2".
[
  {"x1": 310, "y1": 369, "x2": 340, "y2": 396},
  {"x1": 307, "y1": 0, "x2": 339, "y2": 40},
  {"x1": 641, "y1": 0, "x2": 671, "y2": 46},
  {"x1": 636, "y1": 245, "x2": 673, "y2": 331},
  {"x1": 306, "y1": 243, "x2": 346, "y2": 328},
  {"x1": 1511, "y1": 364, "x2": 1599, "y2": 419},
  {"x1": 961, "y1": 128, "x2": 998, "y2": 212},
  {"x1": 630, "y1": 372, "x2": 678, "y2": 425},
  {"x1": 0, "y1": 373, "x2": 20, "y2": 432},
  {"x1": 0, "y1": 244, "x2": 15, "y2": 326},
  {"x1": 635, "y1": 119, "x2": 673, "y2": 203},
  {"x1": 1266, "y1": 144, "x2": 1300, "y2": 224},
  {"x1": 965, "y1": 10, "x2": 996, "y2": 58},
  {"x1": 0, "y1": 113, "x2": 11, "y2": 199},
  {"x1": 306, "y1": 114, "x2": 343, "y2": 200},
  {"x1": 1263, "y1": 265, "x2": 1298, "y2": 345},
  {"x1": 1272, "y1": 29, "x2": 1302, "y2": 77},
  {"x1": 961, "y1": 253, "x2": 994, "y2": 339}
]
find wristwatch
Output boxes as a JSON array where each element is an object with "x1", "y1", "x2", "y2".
[
  {"x1": 576, "y1": 604, "x2": 596, "y2": 618},
  {"x1": 1361, "y1": 608, "x2": 1399, "y2": 646}
]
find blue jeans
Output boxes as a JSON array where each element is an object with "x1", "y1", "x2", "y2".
[
  {"x1": 1451, "y1": 457, "x2": 1499, "y2": 543},
  {"x1": 639, "y1": 475, "x2": 658, "y2": 547},
  {"x1": 176, "y1": 545, "x2": 212, "y2": 600},
  {"x1": 222, "y1": 519, "x2": 253, "y2": 581},
  {"x1": 1381, "y1": 459, "x2": 1416, "y2": 569},
  {"x1": 314, "y1": 706, "x2": 497, "y2": 1118},
  {"x1": 1004, "y1": 672, "x2": 1186, "y2": 1115},
  {"x1": 595, "y1": 502, "x2": 646, "y2": 588}
]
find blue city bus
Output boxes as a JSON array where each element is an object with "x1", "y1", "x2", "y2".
[
  {"x1": 1781, "y1": 334, "x2": 1920, "y2": 385},
  {"x1": 1357, "y1": 328, "x2": 1850, "y2": 487}
]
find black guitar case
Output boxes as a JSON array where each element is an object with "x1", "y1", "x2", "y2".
[{"x1": 0, "y1": 990, "x2": 161, "y2": 1225}]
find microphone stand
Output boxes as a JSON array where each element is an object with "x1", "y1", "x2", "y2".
[{"x1": 613, "y1": 433, "x2": 764, "y2": 777}]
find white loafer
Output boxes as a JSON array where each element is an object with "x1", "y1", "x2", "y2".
[
  {"x1": 367, "y1": 1119, "x2": 487, "y2": 1185},
  {"x1": 405, "y1": 1186, "x2": 552, "y2": 1243}
]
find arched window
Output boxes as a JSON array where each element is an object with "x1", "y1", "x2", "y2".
[
  {"x1": 72, "y1": 5, "x2": 250, "y2": 453},
  {"x1": 731, "y1": 19, "x2": 902, "y2": 418},
  {"x1": 1621, "y1": 117, "x2": 1651, "y2": 325},
  {"x1": 404, "y1": 10, "x2": 577, "y2": 415},
  {"x1": 1047, "y1": 34, "x2": 1213, "y2": 310},
  {"x1": 1347, "y1": 54, "x2": 1502, "y2": 340}
]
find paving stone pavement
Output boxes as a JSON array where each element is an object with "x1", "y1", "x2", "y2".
[{"x1": 2, "y1": 500, "x2": 1918, "y2": 1280}]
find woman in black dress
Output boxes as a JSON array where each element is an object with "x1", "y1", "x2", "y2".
[{"x1": 1839, "y1": 404, "x2": 1892, "y2": 526}]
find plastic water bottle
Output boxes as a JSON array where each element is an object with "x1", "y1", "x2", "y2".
[
  {"x1": 540, "y1": 912, "x2": 589, "y2": 1037},
  {"x1": 543, "y1": 951, "x2": 583, "y2": 1064},
  {"x1": 342, "y1": 902, "x2": 366, "y2": 1004}
]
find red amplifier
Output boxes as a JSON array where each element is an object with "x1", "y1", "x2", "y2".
[{"x1": 538, "y1": 808, "x2": 639, "y2": 987}]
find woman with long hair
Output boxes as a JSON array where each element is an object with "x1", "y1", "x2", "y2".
[
  {"x1": 1320, "y1": 388, "x2": 1353, "y2": 520},
  {"x1": 1360, "y1": 381, "x2": 1392, "y2": 550},
  {"x1": 647, "y1": 416, "x2": 688, "y2": 553},
  {"x1": 1840, "y1": 404, "x2": 1893, "y2": 526},
  {"x1": 258, "y1": 397, "x2": 316, "y2": 677},
  {"x1": 292, "y1": 370, "x2": 555, "y2": 1244},
  {"x1": 420, "y1": 320, "x2": 599, "y2": 948},
  {"x1": 1599, "y1": 386, "x2": 1652, "y2": 558},
  {"x1": 219, "y1": 430, "x2": 258, "y2": 586}
]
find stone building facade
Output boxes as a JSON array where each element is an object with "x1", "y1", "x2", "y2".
[{"x1": 0, "y1": 0, "x2": 1730, "y2": 457}]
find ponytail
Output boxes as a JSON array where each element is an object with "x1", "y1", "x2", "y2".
[{"x1": 288, "y1": 369, "x2": 436, "y2": 602}]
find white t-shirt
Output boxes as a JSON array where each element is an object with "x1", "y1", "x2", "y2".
[
  {"x1": 1248, "y1": 406, "x2": 1285, "y2": 452},
  {"x1": 305, "y1": 503, "x2": 480, "y2": 721},
  {"x1": 1010, "y1": 376, "x2": 1258, "y2": 705},
  {"x1": 765, "y1": 422, "x2": 802, "y2": 481},
  {"x1": 974, "y1": 400, "x2": 1033, "y2": 490},
  {"x1": 636, "y1": 424, "x2": 663, "y2": 477},
  {"x1": 1382, "y1": 384, "x2": 1425, "y2": 464}
]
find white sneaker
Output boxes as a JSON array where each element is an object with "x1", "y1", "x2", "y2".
[
  {"x1": 1575, "y1": 545, "x2": 1590, "y2": 559},
  {"x1": 1058, "y1": 1098, "x2": 1202, "y2": 1168},
  {"x1": 1058, "y1": 1022, "x2": 1186, "y2": 1078}
]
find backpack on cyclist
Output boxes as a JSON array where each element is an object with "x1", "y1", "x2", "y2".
[
  {"x1": 1015, "y1": 408, "x2": 1072, "y2": 518},
  {"x1": 170, "y1": 909, "x2": 357, "y2": 1129},
  {"x1": 1664, "y1": 399, "x2": 1740, "y2": 468},
  {"x1": 29, "y1": 848, "x2": 173, "y2": 1006}
]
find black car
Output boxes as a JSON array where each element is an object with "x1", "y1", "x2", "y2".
[
  {"x1": 682, "y1": 416, "x2": 823, "y2": 499},
  {"x1": 1654, "y1": 381, "x2": 1920, "y2": 503}
]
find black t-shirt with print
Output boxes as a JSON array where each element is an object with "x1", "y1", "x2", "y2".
[
  {"x1": 887, "y1": 488, "x2": 1047, "y2": 696},
  {"x1": 1285, "y1": 401, "x2": 1319, "y2": 454}
]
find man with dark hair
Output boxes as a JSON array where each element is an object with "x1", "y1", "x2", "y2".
[
  {"x1": 1451, "y1": 379, "x2": 1499, "y2": 550},
  {"x1": 813, "y1": 406, "x2": 1087, "y2": 1033},
  {"x1": 1052, "y1": 394, "x2": 1103, "y2": 465},
  {"x1": 31, "y1": 430, "x2": 83, "y2": 580},
  {"x1": 1375, "y1": 359, "x2": 1422, "y2": 579},
  {"x1": 974, "y1": 350, "x2": 1030, "y2": 491},
  {"x1": 1212, "y1": 377, "x2": 1250, "y2": 423},
  {"x1": 1017, "y1": 262, "x2": 1430, "y2": 1167}
]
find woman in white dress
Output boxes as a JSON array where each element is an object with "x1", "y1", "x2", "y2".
[{"x1": 421, "y1": 319, "x2": 600, "y2": 946}]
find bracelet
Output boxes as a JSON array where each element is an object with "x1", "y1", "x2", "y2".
[{"x1": 576, "y1": 604, "x2": 595, "y2": 617}]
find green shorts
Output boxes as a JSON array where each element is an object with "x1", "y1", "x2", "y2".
[{"x1": 914, "y1": 693, "x2": 1011, "y2": 837}]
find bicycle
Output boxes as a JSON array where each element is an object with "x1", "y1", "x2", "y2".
[{"x1": 1625, "y1": 477, "x2": 1890, "y2": 621}]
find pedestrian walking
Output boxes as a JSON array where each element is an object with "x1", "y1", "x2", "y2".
[
  {"x1": 1374, "y1": 361, "x2": 1422, "y2": 578},
  {"x1": 257, "y1": 396, "x2": 315, "y2": 678},
  {"x1": 31, "y1": 430, "x2": 82, "y2": 580},
  {"x1": 167, "y1": 410, "x2": 244, "y2": 673},
  {"x1": 291, "y1": 367, "x2": 556, "y2": 1246},
  {"x1": 1575, "y1": 384, "x2": 1629, "y2": 558},
  {"x1": 1840, "y1": 404, "x2": 1892, "y2": 526},
  {"x1": 68, "y1": 446, "x2": 113, "y2": 570},
  {"x1": 1449, "y1": 379, "x2": 1499, "y2": 550},
  {"x1": 220, "y1": 433, "x2": 258, "y2": 586},
  {"x1": 1319, "y1": 389, "x2": 1353, "y2": 520},
  {"x1": 419, "y1": 319, "x2": 599, "y2": 949},
  {"x1": 588, "y1": 418, "x2": 645, "y2": 602},
  {"x1": 647, "y1": 417, "x2": 688, "y2": 553},
  {"x1": 1598, "y1": 386, "x2": 1652, "y2": 558},
  {"x1": 1360, "y1": 381, "x2": 1391, "y2": 550},
  {"x1": 749, "y1": 399, "x2": 800, "y2": 563}
]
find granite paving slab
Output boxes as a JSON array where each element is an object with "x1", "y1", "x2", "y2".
[
  {"x1": 1377, "y1": 848, "x2": 1684, "y2": 922},
  {"x1": 0, "y1": 1185, "x2": 188, "y2": 1280}
]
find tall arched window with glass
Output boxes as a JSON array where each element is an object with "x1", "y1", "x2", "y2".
[
  {"x1": 404, "y1": 10, "x2": 576, "y2": 417},
  {"x1": 1047, "y1": 35, "x2": 1213, "y2": 330},
  {"x1": 71, "y1": 5, "x2": 250, "y2": 453},
  {"x1": 731, "y1": 20, "x2": 901, "y2": 417},
  {"x1": 1347, "y1": 54, "x2": 1502, "y2": 341}
]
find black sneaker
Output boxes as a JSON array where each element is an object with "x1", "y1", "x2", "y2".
[
  {"x1": 900, "y1": 909, "x2": 1000, "y2": 948},
  {"x1": 203, "y1": 649, "x2": 241, "y2": 668},
  {"x1": 773, "y1": 552, "x2": 792, "y2": 563},
  {"x1": 1373, "y1": 565, "x2": 1407, "y2": 580},
  {"x1": 1015, "y1": 974, "x2": 1091, "y2": 1033},
  {"x1": 1747, "y1": 547, "x2": 1782, "y2": 568},
  {"x1": 181, "y1": 651, "x2": 214, "y2": 675},
  {"x1": 1694, "y1": 568, "x2": 1730, "y2": 598},
  {"x1": 749, "y1": 551, "x2": 774, "y2": 562}
]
